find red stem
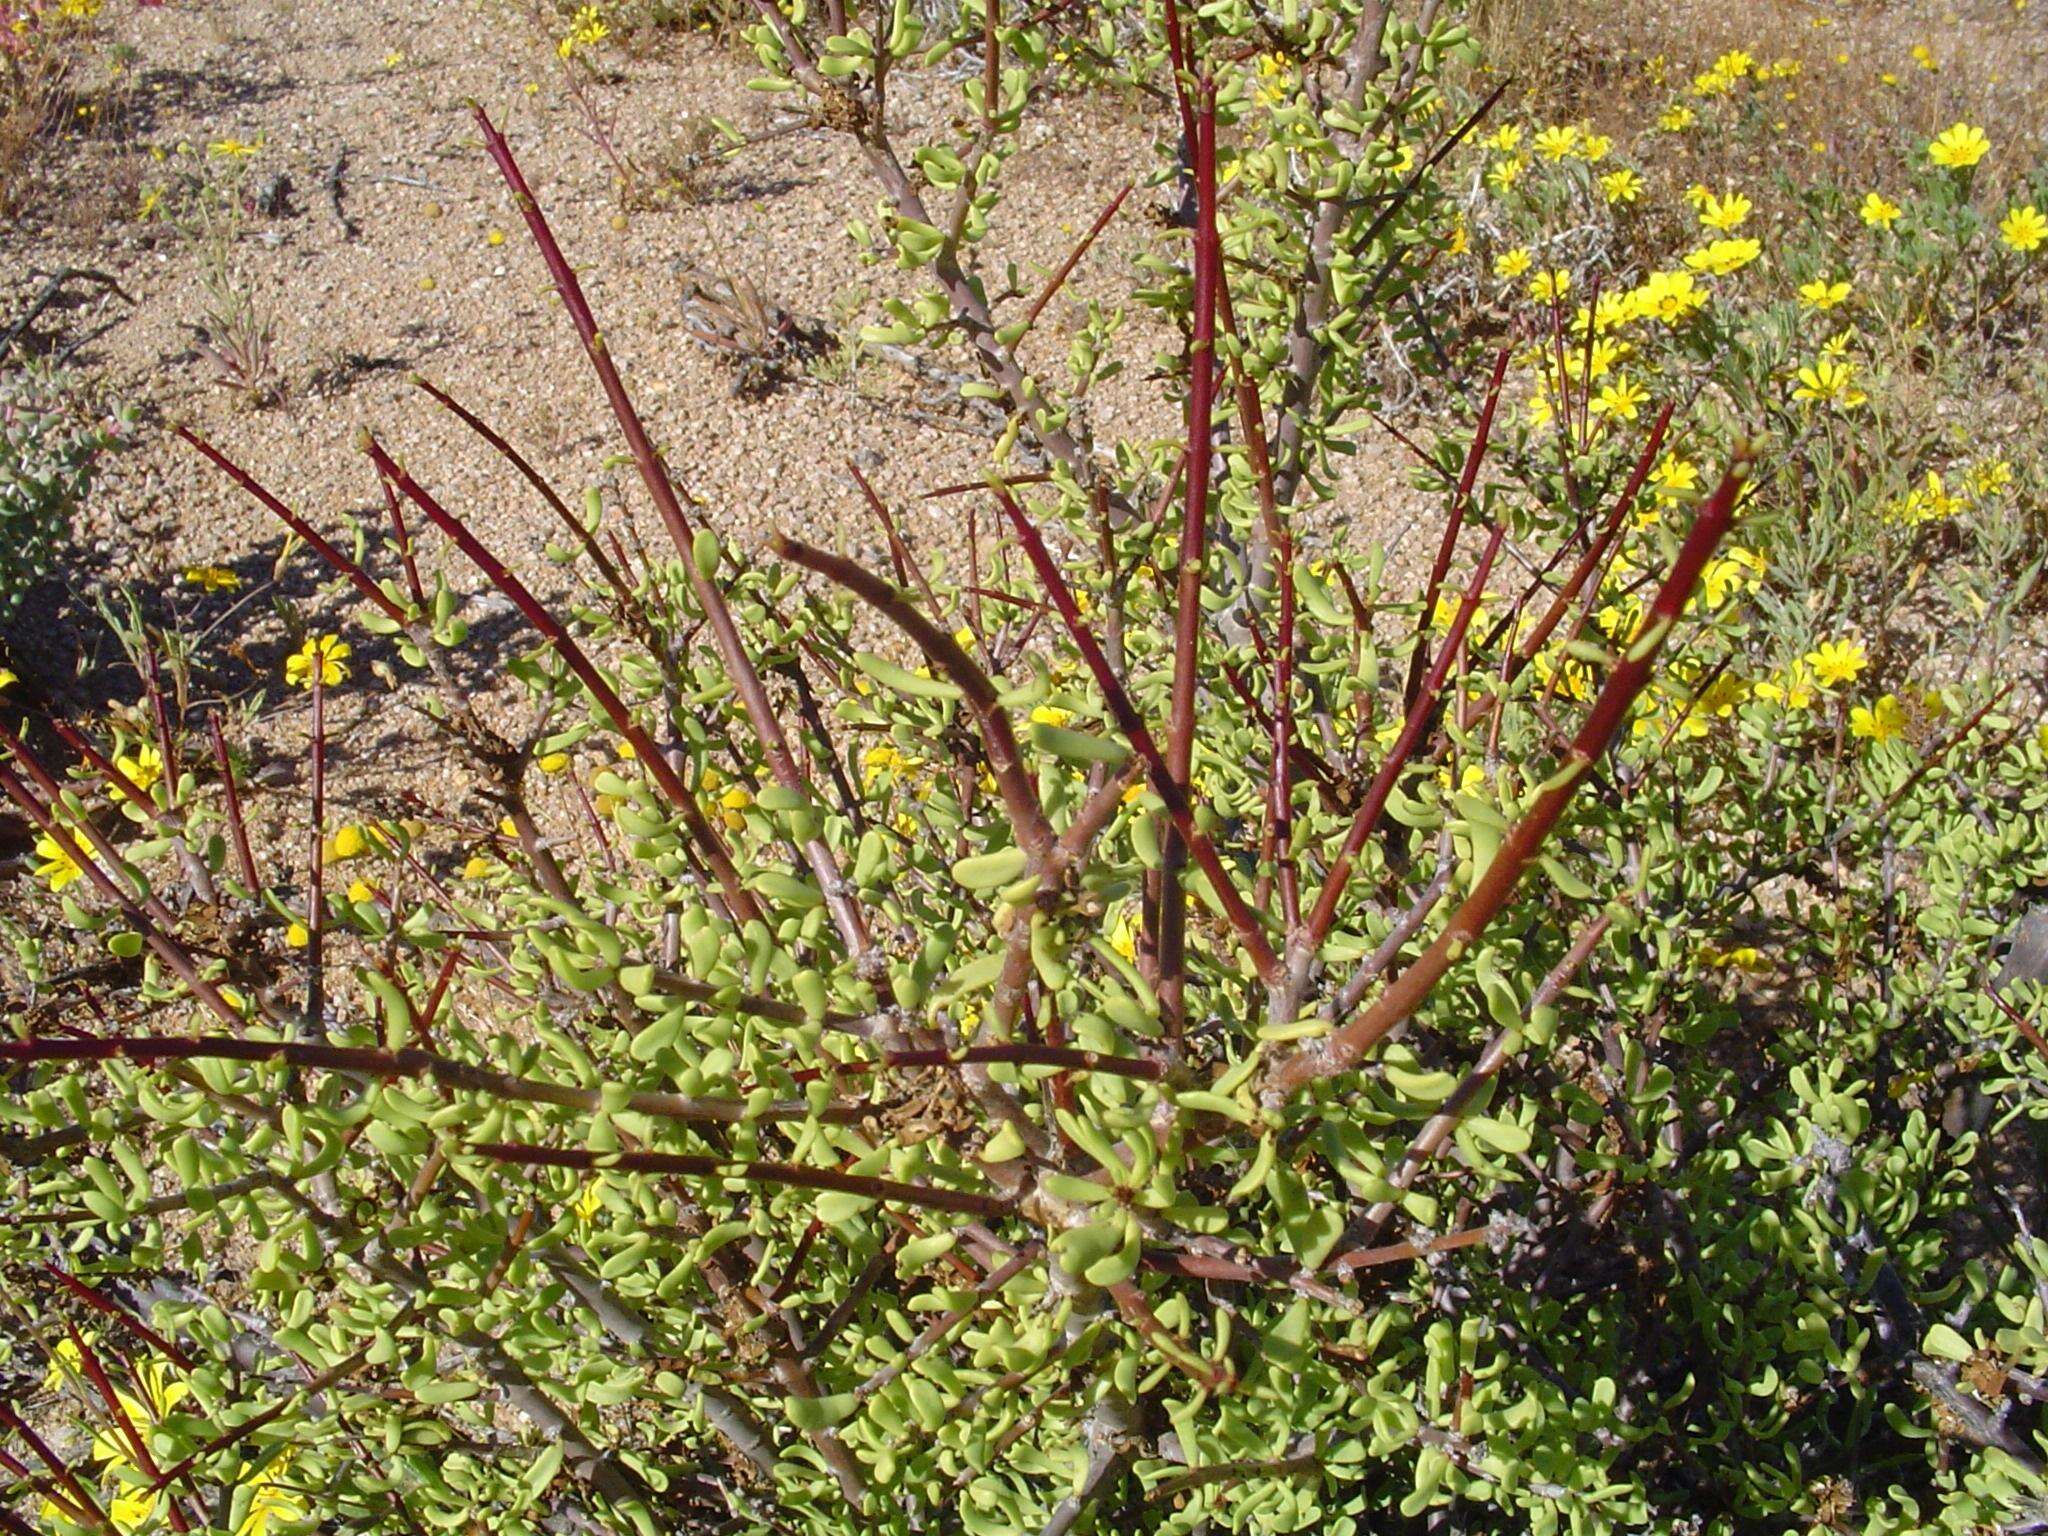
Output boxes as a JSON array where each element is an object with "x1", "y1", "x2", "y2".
[
  {"x1": 1402, "y1": 347, "x2": 1510, "y2": 716},
  {"x1": 141, "y1": 637, "x2": 178, "y2": 796},
  {"x1": 61, "y1": 1323, "x2": 188, "y2": 1532},
  {"x1": 208, "y1": 713, "x2": 261, "y2": 892},
  {"x1": 1497, "y1": 403, "x2": 1673, "y2": 688},
  {"x1": 1302, "y1": 353, "x2": 1512, "y2": 954},
  {"x1": 799, "y1": 1043, "x2": 1163, "y2": 1081},
  {"x1": 1301, "y1": 518, "x2": 1505, "y2": 952},
  {"x1": 363, "y1": 435, "x2": 760, "y2": 925},
  {"x1": 990, "y1": 486, "x2": 1280, "y2": 984},
  {"x1": 412, "y1": 947, "x2": 463, "y2": 1047},
  {"x1": 471, "y1": 106, "x2": 869, "y2": 960},
  {"x1": 379, "y1": 472, "x2": 428, "y2": 609},
  {"x1": 412, "y1": 374, "x2": 645, "y2": 630},
  {"x1": 1022, "y1": 182, "x2": 1132, "y2": 329},
  {"x1": 175, "y1": 428, "x2": 407, "y2": 625},
  {"x1": 1264, "y1": 456, "x2": 1748, "y2": 1100},
  {"x1": 0, "y1": 1402, "x2": 112, "y2": 1533},
  {"x1": 0, "y1": 1035, "x2": 838, "y2": 1127},
  {"x1": 1160, "y1": 80, "x2": 1222, "y2": 1035},
  {"x1": 39, "y1": 1265, "x2": 195, "y2": 1371}
]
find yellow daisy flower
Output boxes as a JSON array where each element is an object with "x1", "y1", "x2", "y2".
[
  {"x1": 285, "y1": 634, "x2": 351, "y2": 689},
  {"x1": 1927, "y1": 122, "x2": 1990, "y2": 168},
  {"x1": 1805, "y1": 637, "x2": 1869, "y2": 688}
]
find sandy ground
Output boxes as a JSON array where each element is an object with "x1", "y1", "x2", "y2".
[
  {"x1": 0, "y1": 0, "x2": 1440, "y2": 867},
  {"x1": 0, "y1": 0, "x2": 1428, "y2": 699}
]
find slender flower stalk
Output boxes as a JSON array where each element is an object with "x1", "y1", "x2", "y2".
[{"x1": 306, "y1": 664, "x2": 326, "y2": 1030}]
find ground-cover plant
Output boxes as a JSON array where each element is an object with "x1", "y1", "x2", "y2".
[
  {"x1": 0, "y1": 360, "x2": 122, "y2": 620},
  {"x1": 1, "y1": 1, "x2": 98, "y2": 213},
  {"x1": 5, "y1": 5, "x2": 2048, "y2": 1536},
  {"x1": 1400, "y1": 42, "x2": 2048, "y2": 799}
]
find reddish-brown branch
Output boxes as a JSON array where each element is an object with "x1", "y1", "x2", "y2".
[
  {"x1": 412, "y1": 946, "x2": 463, "y2": 1048},
  {"x1": 772, "y1": 533, "x2": 1056, "y2": 863},
  {"x1": 175, "y1": 428, "x2": 407, "y2": 625},
  {"x1": 1022, "y1": 182, "x2": 1132, "y2": 330},
  {"x1": 362, "y1": 436, "x2": 759, "y2": 924},
  {"x1": 378, "y1": 471, "x2": 428, "y2": 609},
  {"x1": 472, "y1": 107, "x2": 870, "y2": 962},
  {"x1": 921, "y1": 472, "x2": 1054, "y2": 501},
  {"x1": 1107, "y1": 1278, "x2": 1231, "y2": 1392},
  {"x1": 1327, "y1": 1223, "x2": 1491, "y2": 1279},
  {"x1": 412, "y1": 375, "x2": 646, "y2": 631},
  {"x1": 1212, "y1": 253, "x2": 1307, "y2": 935},
  {"x1": 0, "y1": 1035, "x2": 837, "y2": 1127},
  {"x1": 1302, "y1": 503, "x2": 1508, "y2": 955},
  {"x1": 1401, "y1": 347, "x2": 1510, "y2": 716},
  {"x1": 1493, "y1": 403, "x2": 1673, "y2": 691},
  {"x1": 1159, "y1": 81, "x2": 1223, "y2": 1037},
  {"x1": 141, "y1": 1339, "x2": 376, "y2": 1496},
  {"x1": 1990, "y1": 986, "x2": 2048, "y2": 1070},
  {"x1": 845, "y1": 461, "x2": 945, "y2": 618},
  {"x1": 0, "y1": 1402, "x2": 112, "y2": 1533},
  {"x1": 0, "y1": 773, "x2": 243, "y2": 1039},
  {"x1": 208, "y1": 714, "x2": 260, "y2": 893},
  {"x1": 990, "y1": 486, "x2": 1280, "y2": 984},
  {"x1": 39, "y1": 1266, "x2": 195, "y2": 1371},
  {"x1": 1141, "y1": 1223, "x2": 1490, "y2": 1286},
  {"x1": 796, "y1": 1043, "x2": 1164, "y2": 1082},
  {"x1": 38, "y1": 718, "x2": 217, "y2": 907},
  {"x1": 62, "y1": 1324, "x2": 189, "y2": 1532},
  {"x1": 1264, "y1": 457, "x2": 1747, "y2": 1100},
  {"x1": 139, "y1": 640, "x2": 179, "y2": 800},
  {"x1": 0, "y1": 725, "x2": 185, "y2": 938}
]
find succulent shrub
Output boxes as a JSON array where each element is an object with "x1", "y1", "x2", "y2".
[{"x1": 5, "y1": 7, "x2": 2048, "y2": 1536}]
